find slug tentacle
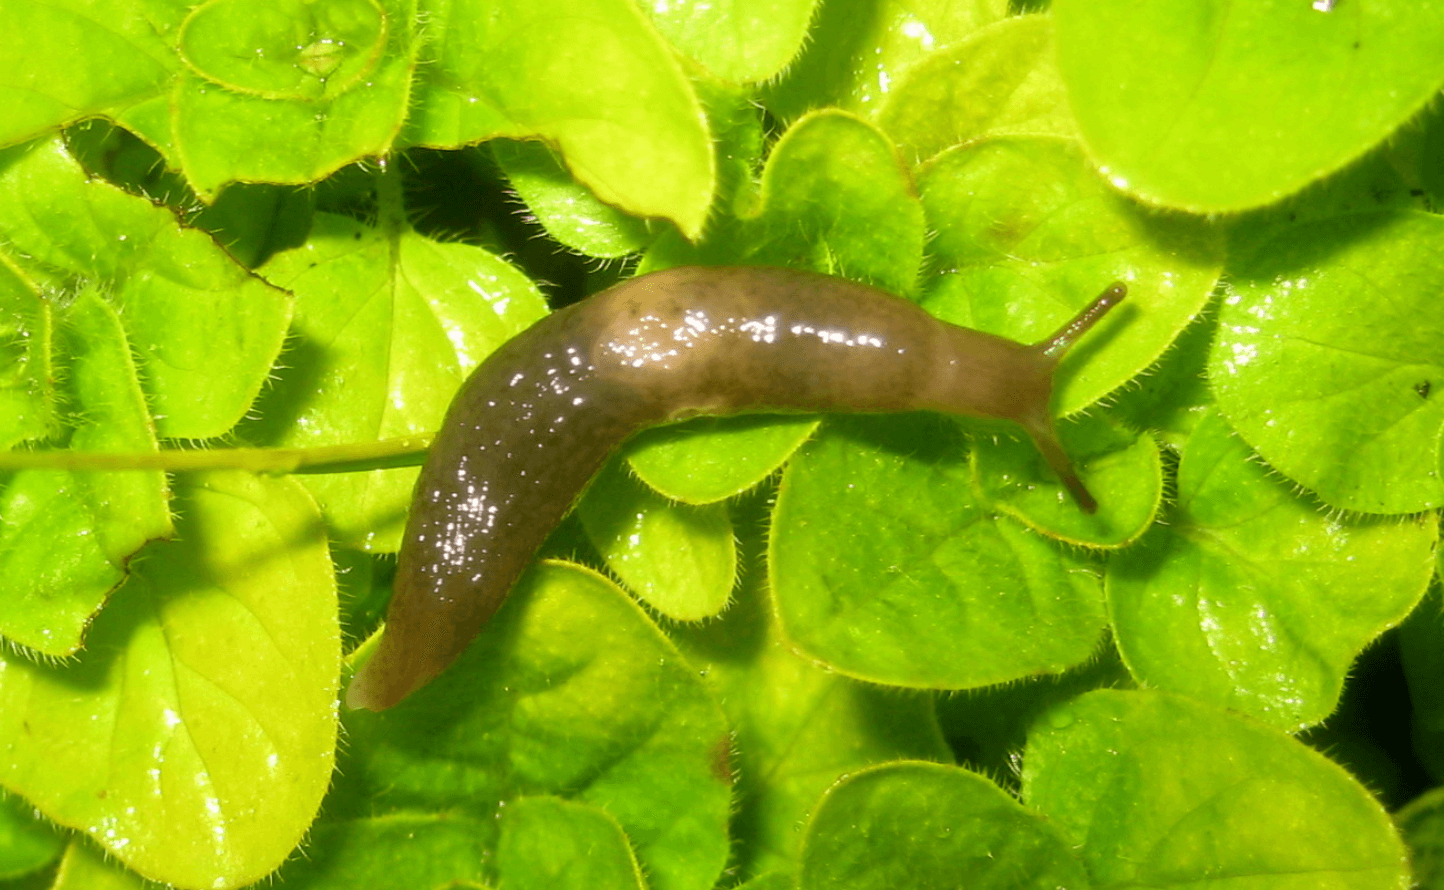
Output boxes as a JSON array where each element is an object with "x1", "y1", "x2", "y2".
[
  {"x1": 1020, "y1": 414, "x2": 1098, "y2": 514},
  {"x1": 1036, "y1": 282, "x2": 1127, "y2": 360},
  {"x1": 1020, "y1": 281, "x2": 1127, "y2": 514},
  {"x1": 346, "y1": 267, "x2": 1125, "y2": 711}
]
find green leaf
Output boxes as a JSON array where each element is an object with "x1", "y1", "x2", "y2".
[
  {"x1": 1223, "y1": 141, "x2": 1433, "y2": 253},
  {"x1": 642, "y1": 0, "x2": 817, "y2": 84},
  {"x1": 799, "y1": 761, "x2": 1090, "y2": 890},
  {"x1": 53, "y1": 840, "x2": 147, "y2": 890},
  {"x1": 972, "y1": 413, "x2": 1162, "y2": 545},
  {"x1": 254, "y1": 212, "x2": 547, "y2": 551},
  {"x1": 917, "y1": 134, "x2": 1222, "y2": 415},
  {"x1": 1110, "y1": 411, "x2": 1435, "y2": 731},
  {"x1": 0, "y1": 471, "x2": 339, "y2": 889},
  {"x1": 1291, "y1": 637, "x2": 1418, "y2": 812},
  {"x1": 0, "y1": 0, "x2": 424, "y2": 198},
  {"x1": 669, "y1": 510, "x2": 950, "y2": 880},
  {"x1": 736, "y1": 874, "x2": 796, "y2": 890},
  {"x1": 658, "y1": 110, "x2": 925, "y2": 293},
  {"x1": 1398, "y1": 787, "x2": 1444, "y2": 890},
  {"x1": 1417, "y1": 104, "x2": 1444, "y2": 209},
  {"x1": 693, "y1": 80, "x2": 768, "y2": 228},
  {"x1": 406, "y1": 0, "x2": 714, "y2": 240},
  {"x1": 763, "y1": 0, "x2": 1008, "y2": 121},
  {"x1": 752, "y1": 111, "x2": 925, "y2": 290},
  {"x1": 1054, "y1": 0, "x2": 1444, "y2": 211},
  {"x1": 171, "y1": 0, "x2": 417, "y2": 197},
  {"x1": 0, "y1": 0, "x2": 177, "y2": 146},
  {"x1": 1024, "y1": 689, "x2": 1412, "y2": 890},
  {"x1": 6, "y1": 5, "x2": 1444, "y2": 885},
  {"x1": 0, "y1": 287, "x2": 170, "y2": 656},
  {"x1": 273, "y1": 812, "x2": 492, "y2": 889},
  {"x1": 336, "y1": 547, "x2": 389, "y2": 653},
  {"x1": 189, "y1": 182, "x2": 316, "y2": 270},
  {"x1": 878, "y1": 15, "x2": 1077, "y2": 165},
  {"x1": 177, "y1": 0, "x2": 390, "y2": 101},
  {"x1": 335, "y1": 562, "x2": 730, "y2": 890},
  {"x1": 1400, "y1": 589, "x2": 1444, "y2": 782},
  {"x1": 496, "y1": 796, "x2": 644, "y2": 890},
  {"x1": 0, "y1": 136, "x2": 293, "y2": 440},
  {"x1": 492, "y1": 140, "x2": 654, "y2": 259},
  {"x1": 1210, "y1": 211, "x2": 1444, "y2": 513},
  {"x1": 1107, "y1": 304, "x2": 1217, "y2": 452},
  {"x1": 0, "y1": 258, "x2": 56, "y2": 449},
  {"x1": 0, "y1": 792, "x2": 64, "y2": 881},
  {"x1": 576, "y1": 461, "x2": 735, "y2": 622},
  {"x1": 936, "y1": 644, "x2": 1133, "y2": 784},
  {"x1": 771, "y1": 414, "x2": 1107, "y2": 688},
  {"x1": 626, "y1": 416, "x2": 818, "y2": 505}
]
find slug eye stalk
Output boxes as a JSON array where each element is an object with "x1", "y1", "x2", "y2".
[
  {"x1": 1038, "y1": 283, "x2": 1127, "y2": 361},
  {"x1": 1025, "y1": 281, "x2": 1127, "y2": 514}
]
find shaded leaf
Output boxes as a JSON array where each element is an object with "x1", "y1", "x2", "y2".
[
  {"x1": 1024, "y1": 689, "x2": 1412, "y2": 890},
  {"x1": 0, "y1": 792, "x2": 64, "y2": 881},
  {"x1": 1400, "y1": 588, "x2": 1444, "y2": 782},
  {"x1": 335, "y1": 562, "x2": 730, "y2": 890},
  {"x1": 771, "y1": 414, "x2": 1107, "y2": 687},
  {"x1": 670, "y1": 509, "x2": 951, "y2": 879},
  {"x1": 496, "y1": 796, "x2": 644, "y2": 890},
  {"x1": 1109, "y1": 411, "x2": 1434, "y2": 730},
  {"x1": 1398, "y1": 787, "x2": 1444, "y2": 890},
  {"x1": 492, "y1": 140, "x2": 653, "y2": 259},
  {"x1": 800, "y1": 761, "x2": 1090, "y2": 890}
]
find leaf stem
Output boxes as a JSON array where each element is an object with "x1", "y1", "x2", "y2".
[{"x1": 0, "y1": 436, "x2": 432, "y2": 475}]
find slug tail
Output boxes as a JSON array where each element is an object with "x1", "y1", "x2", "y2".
[
  {"x1": 345, "y1": 667, "x2": 383, "y2": 711},
  {"x1": 346, "y1": 651, "x2": 399, "y2": 712},
  {"x1": 345, "y1": 626, "x2": 440, "y2": 711},
  {"x1": 1036, "y1": 282, "x2": 1126, "y2": 361}
]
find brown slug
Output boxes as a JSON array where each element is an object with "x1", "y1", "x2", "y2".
[{"x1": 346, "y1": 266, "x2": 1124, "y2": 711}]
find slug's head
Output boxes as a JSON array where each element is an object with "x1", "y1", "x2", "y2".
[{"x1": 1019, "y1": 282, "x2": 1126, "y2": 513}]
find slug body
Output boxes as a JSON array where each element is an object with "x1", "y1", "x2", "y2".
[{"x1": 347, "y1": 266, "x2": 1124, "y2": 711}]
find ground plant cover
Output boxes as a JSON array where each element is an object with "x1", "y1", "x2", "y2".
[{"x1": 1, "y1": 0, "x2": 1443, "y2": 888}]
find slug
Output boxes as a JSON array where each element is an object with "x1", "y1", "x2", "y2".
[{"x1": 347, "y1": 266, "x2": 1124, "y2": 711}]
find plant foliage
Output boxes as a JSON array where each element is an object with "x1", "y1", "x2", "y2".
[{"x1": 0, "y1": 0, "x2": 1442, "y2": 888}]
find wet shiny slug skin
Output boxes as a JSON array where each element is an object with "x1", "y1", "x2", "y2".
[{"x1": 347, "y1": 266, "x2": 1125, "y2": 710}]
